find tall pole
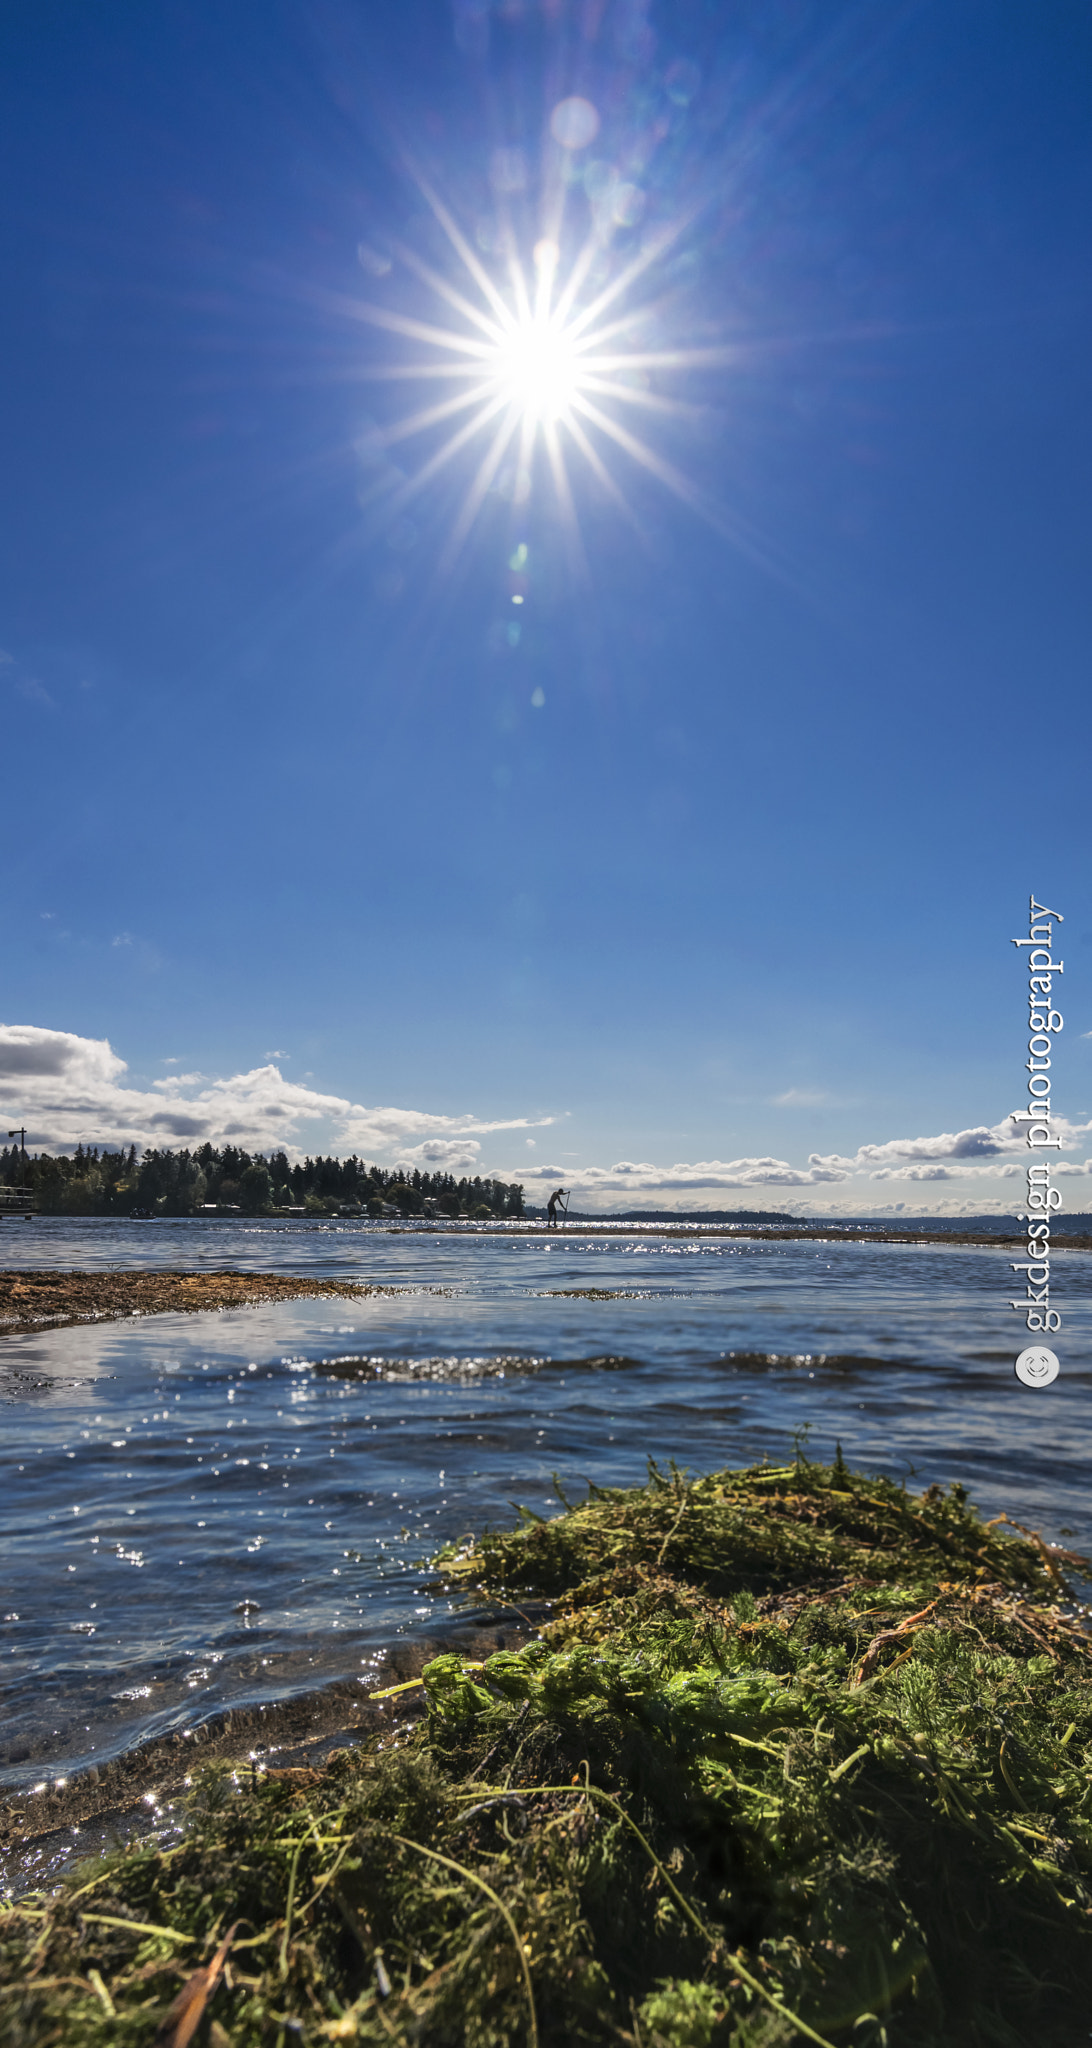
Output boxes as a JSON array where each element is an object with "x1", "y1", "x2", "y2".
[{"x1": 8, "y1": 1128, "x2": 27, "y2": 1186}]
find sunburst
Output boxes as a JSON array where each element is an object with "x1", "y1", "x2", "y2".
[{"x1": 349, "y1": 162, "x2": 740, "y2": 575}]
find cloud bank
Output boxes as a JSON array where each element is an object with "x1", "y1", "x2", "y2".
[
  {"x1": 507, "y1": 1113, "x2": 1092, "y2": 1207},
  {"x1": 0, "y1": 1024, "x2": 549, "y2": 1169},
  {"x1": 4, "y1": 1022, "x2": 1089, "y2": 1209},
  {"x1": 518, "y1": 1156, "x2": 849, "y2": 1191},
  {"x1": 807, "y1": 1116, "x2": 1092, "y2": 1183},
  {"x1": 460, "y1": 1119, "x2": 1092, "y2": 1185}
]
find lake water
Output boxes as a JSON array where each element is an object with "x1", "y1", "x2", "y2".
[{"x1": 2, "y1": 1217, "x2": 1089, "y2": 1793}]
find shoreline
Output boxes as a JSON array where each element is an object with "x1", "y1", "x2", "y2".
[
  {"x1": 4, "y1": 1454, "x2": 1090, "y2": 2044},
  {"x1": 1, "y1": 1604, "x2": 544, "y2": 1898}
]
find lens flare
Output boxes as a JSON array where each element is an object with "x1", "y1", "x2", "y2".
[{"x1": 350, "y1": 162, "x2": 747, "y2": 574}]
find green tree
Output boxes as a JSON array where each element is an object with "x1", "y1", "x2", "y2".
[
  {"x1": 62, "y1": 1168, "x2": 105, "y2": 1214},
  {"x1": 240, "y1": 1163, "x2": 273, "y2": 1213},
  {"x1": 33, "y1": 1157, "x2": 67, "y2": 1213}
]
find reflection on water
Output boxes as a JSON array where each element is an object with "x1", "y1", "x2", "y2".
[{"x1": 2, "y1": 1219, "x2": 1089, "y2": 1790}]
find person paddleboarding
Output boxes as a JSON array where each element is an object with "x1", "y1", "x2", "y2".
[{"x1": 547, "y1": 1186, "x2": 568, "y2": 1228}]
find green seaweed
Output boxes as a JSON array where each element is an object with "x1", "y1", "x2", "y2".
[{"x1": 2, "y1": 1451, "x2": 1091, "y2": 2045}]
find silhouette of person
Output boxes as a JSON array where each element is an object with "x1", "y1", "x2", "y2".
[{"x1": 547, "y1": 1187, "x2": 568, "y2": 1228}]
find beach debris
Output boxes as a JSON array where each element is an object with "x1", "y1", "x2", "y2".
[
  {"x1": 0, "y1": 1269, "x2": 392, "y2": 1338},
  {"x1": 154, "y1": 1921, "x2": 237, "y2": 2047}
]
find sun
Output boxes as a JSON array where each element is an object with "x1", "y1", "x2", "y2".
[
  {"x1": 484, "y1": 239, "x2": 587, "y2": 423},
  {"x1": 490, "y1": 318, "x2": 583, "y2": 423},
  {"x1": 350, "y1": 166, "x2": 735, "y2": 572}
]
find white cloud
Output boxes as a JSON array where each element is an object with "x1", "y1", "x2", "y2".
[
  {"x1": 807, "y1": 1113, "x2": 1092, "y2": 1175},
  {"x1": 770, "y1": 1089, "x2": 833, "y2": 1107},
  {"x1": 0, "y1": 1023, "x2": 552, "y2": 1159},
  {"x1": 393, "y1": 1137, "x2": 483, "y2": 1172},
  {"x1": 498, "y1": 1112, "x2": 1092, "y2": 1212},
  {"x1": 17, "y1": 675, "x2": 53, "y2": 708},
  {"x1": 867, "y1": 1163, "x2": 965, "y2": 1182},
  {"x1": 6, "y1": 1020, "x2": 1090, "y2": 1217},
  {"x1": 338, "y1": 1104, "x2": 551, "y2": 1156},
  {"x1": 517, "y1": 1155, "x2": 850, "y2": 1191}
]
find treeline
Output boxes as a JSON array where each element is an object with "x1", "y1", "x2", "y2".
[{"x1": 0, "y1": 1143, "x2": 524, "y2": 1220}]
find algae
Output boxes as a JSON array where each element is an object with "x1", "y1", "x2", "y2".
[{"x1": 2, "y1": 1448, "x2": 1091, "y2": 2045}]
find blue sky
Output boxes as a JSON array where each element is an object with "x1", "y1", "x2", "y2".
[{"x1": 2, "y1": 0, "x2": 1091, "y2": 1213}]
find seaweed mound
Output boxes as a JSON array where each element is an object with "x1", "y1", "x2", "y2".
[{"x1": 3, "y1": 1451, "x2": 1091, "y2": 2045}]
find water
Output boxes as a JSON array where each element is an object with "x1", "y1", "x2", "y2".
[{"x1": 2, "y1": 1217, "x2": 1089, "y2": 1791}]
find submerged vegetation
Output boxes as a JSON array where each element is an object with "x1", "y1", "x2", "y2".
[
  {"x1": 3, "y1": 1450, "x2": 1091, "y2": 2045},
  {"x1": 0, "y1": 1269, "x2": 391, "y2": 1337}
]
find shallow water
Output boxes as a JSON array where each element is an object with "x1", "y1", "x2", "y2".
[{"x1": 2, "y1": 1218, "x2": 1089, "y2": 1791}]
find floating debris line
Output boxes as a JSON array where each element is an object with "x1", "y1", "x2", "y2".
[{"x1": 2, "y1": 1449, "x2": 1090, "y2": 2044}]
